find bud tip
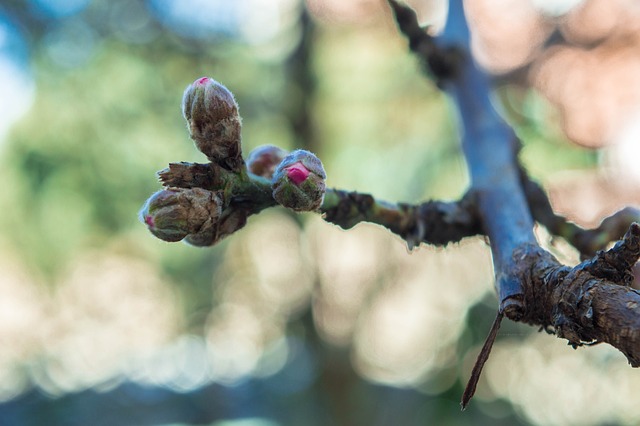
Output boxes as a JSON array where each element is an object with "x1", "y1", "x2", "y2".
[
  {"x1": 144, "y1": 214, "x2": 154, "y2": 228},
  {"x1": 285, "y1": 162, "x2": 310, "y2": 185}
]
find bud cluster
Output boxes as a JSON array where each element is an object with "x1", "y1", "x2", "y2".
[{"x1": 141, "y1": 77, "x2": 328, "y2": 247}]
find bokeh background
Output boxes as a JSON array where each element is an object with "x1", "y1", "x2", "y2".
[{"x1": 0, "y1": 0, "x2": 640, "y2": 425}]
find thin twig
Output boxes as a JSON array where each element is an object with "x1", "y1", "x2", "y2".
[
  {"x1": 387, "y1": 0, "x2": 461, "y2": 86},
  {"x1": 461, "y1": 310, "x2": 504, "y2": 410},
  {"x1": 519, "y1": 161, "x2": 640, "y2": 258}
]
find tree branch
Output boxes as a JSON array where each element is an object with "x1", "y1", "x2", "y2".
[
  {"x1": 515, "y1": 223, "x2": 640, "y2": 366},
  {"x1": 518, "y1": 159, "x2": 640, "y2": 258},
  {"x1": 432, "y1": 0, "x2": 536, "y2": 317},
  {"x1": 388, "y1": 0, "x2": 640, "y2": 408},
  {"x1": 156, "y1": 161, "x2": 482, "y2": 249},
  {"x1": 321, "y1": 189, "x2": 480, "y2": 249},
  {"x1": 387, "y1": 0, "x2": 462, "y2": 86}
]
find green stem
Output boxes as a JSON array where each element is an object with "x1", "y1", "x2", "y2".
[{"x1": 231, "y1": 170, "x2": 277, "y2": 213}]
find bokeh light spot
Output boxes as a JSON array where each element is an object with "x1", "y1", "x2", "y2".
[
  {"x1": 0, "y1": 14, "x2": 34, "y2": 147},
  {"x1": 43, "y1": 19, "x2": 98, "y2": 68}
]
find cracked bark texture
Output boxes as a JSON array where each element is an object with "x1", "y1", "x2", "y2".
[{"x1": 514, "y1": 224, "x2": 640, "y2": 367}]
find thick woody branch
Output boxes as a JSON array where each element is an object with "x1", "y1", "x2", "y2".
[
  {"x1": 389, "y1": 0, "x2": 640, "y2": 408},
  {"x1": 437, "y1": 0, "x2": 537, "y2": 317},
  {"x1": 516, "y1": 224, "x2": 640, "y2": 366}
]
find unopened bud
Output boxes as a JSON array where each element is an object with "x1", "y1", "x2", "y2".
[
  {"x1": 185, "y1": 208, "x2": 249, "y2": 247},
  {"x1": 246, "y1": 145, "x2": 288, "y2": 179},
  {"x1": 139, "y1": 188, "x2": 223, "y2": 243},
  {"x1": 272, "y1": 149, "x2": 326, "y2": 212},
  {"x1": 181, "y1": 77, "x2": 242, "y2": 168}
]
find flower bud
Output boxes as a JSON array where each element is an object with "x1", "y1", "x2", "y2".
[
  {"x1": 181, "y1": 77, "x2": 242, "y2": 168},
  {"x1": 139, "y1": 187, "x2": 223, "y2": 243},
  {"x1": 185, "y1": 208, "x2": 249, "y2": 247},
  {"x1": 246, "y1": 145, "x2": 288, "y2": 179},
  {"x1": 272, "y1": 149, "x2": 326, "y2": 212}
]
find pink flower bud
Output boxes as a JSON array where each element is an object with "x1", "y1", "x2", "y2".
[
  {"x1": 181, "y1": 77, "x2": 243, "y2": 169},
  {"x1": 272, "y1": 149, "x2": 326, "y2": 212},
  {"x1": 284, "y1": 161, "x2": 310, "y2": 185}
]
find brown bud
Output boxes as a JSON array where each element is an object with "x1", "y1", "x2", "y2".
[
  {"x1": 185, "y1": 208, "x2": 249, "y2": 247},
  {"x1": 140, "y1": 187, "x2": 223, "y2": 243},
  {"x1": 181, "y1": 77, "x2": 243, "y2": 169},
  {"x1": 246, "y1": 145, "x2": 289, "y2": 179}
]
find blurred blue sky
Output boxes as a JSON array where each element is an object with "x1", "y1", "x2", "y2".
[
  {"x1": 148, "y1": 0, "x2": 241, "y2": 39},
  {"x1": 28, "y1": 0, "x2": 90, "y2": 18},
  {"x1": 0, "y1": 8, "x2": 33, "y2": 145}
]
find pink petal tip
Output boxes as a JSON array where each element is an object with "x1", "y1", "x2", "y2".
[{"x1": 285, "y1": 162, "x2": 310, "y2": 185}]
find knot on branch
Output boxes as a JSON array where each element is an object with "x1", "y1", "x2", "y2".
[
  {"x1": 511, "y1": 244, "x2": 569, "y2": 328},
  {"x1": 511, "y1": 225, "x2": 640, "y2": 365},
  {"x1": 582, "y1": 222, "x2": 640, "y2": 284},
  {"x1": 552, "y1": 271, "x2": 600, "y2": 346},
  {"x1": 322, "y1": 190, "x2": 374, "y2": 230},
  {"x1": 413, "y1": 195, "x2": 480, "y2": 246}
]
